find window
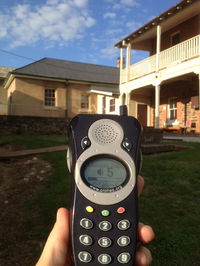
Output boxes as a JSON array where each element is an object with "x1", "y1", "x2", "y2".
[
  {"x1": 171, "y1": 32, "x2": 180, "y2": 46},
  {"x1": 168, "y1": 97, "x2": 177, "y2": 120},
  {"x1": 109, "y1": 98, "x2": 115, "y2": 112},
  {"x1": 44, "y1": 88, "x2": 55, "y2": 107},
  {"x1": 81, "y1": 94, "x2": 89, "y2": 109}
]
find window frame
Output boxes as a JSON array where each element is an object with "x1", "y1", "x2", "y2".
[
  {"x1": 80, "y1": 94, "x2": 89, "y2": 109},
  {"x1": 44, "y1": 88, "x2": 56, "y2": 108},
  {"x1": 168, "y1": 97, "x2": 177, "y2": 120},
  {"x1": 109, "y1": 98, "x2": 115, "y2": 112}
]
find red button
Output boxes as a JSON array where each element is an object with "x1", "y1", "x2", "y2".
[{"x1": 117, "y1": 207, "x2": 125, "y2": 214}]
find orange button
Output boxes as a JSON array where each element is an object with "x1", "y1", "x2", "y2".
[{"x1": 117, "y1": 207, "x2": 125, "y2": 214}]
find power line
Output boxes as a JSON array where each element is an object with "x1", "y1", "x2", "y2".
[{"x1": 0, "y1": 47, "x2": 36, "y2": 62}]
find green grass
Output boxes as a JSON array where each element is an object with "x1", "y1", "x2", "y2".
[
  {"x1": 1, "y1": 135, "x2": 200, "y2": 265},
  {"x1": 0, "y1": 135, "x2": 67, "y2": 149},
  {"x1": 140, "y1": 142, "x2": 200, "y2": 266}
]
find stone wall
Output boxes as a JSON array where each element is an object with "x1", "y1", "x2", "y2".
[
  {"x1": 0, "y1": 115, "x2": 69, "y2": 135},
  {"x1": 141, "y1": 127, "x2": 163, "y2": 144}
]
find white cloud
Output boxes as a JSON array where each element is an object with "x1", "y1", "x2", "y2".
[
  {"x1": 103, "y1": 12, "x2": 116, "y2": 19},
  {"x1": 113, "y1": 0, "x2": 138, "y2": 9},
  {"x1": 0, "y1": 0, "x2": 95, "y2": 48}
]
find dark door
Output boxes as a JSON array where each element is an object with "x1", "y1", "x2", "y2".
[{"x1": 137, "y1": 104, "x2": 147, "y2": 126}]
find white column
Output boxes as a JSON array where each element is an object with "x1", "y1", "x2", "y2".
[
  {"x1": 120, "y1": 47, "x2": 124, "y2": 84},
  {"x1": 155, "y1": 84, "x2": 160, "y2": 128},
  {"x1": 126, "y1": 92, "x2": 131, "y2": 115},
  {"x1": 156, "y1": 25, "x2": 161, "y2": 72},
  {"x1": 126, "y1": 43, "x2": 131, "y2": 82},
  {"x1": 194, "y1": 70, "x2": 200, "y2": 111}
]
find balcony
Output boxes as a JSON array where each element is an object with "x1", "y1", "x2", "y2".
[{"x1": 121, "y1": 34, "x2": 200, "y2": 83}]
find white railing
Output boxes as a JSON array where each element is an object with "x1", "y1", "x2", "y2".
[
  {"x1": 121, "y1": 34, "x2": 200, "y2": 83},
  {"x1": 121, "y1": 55, "x2": 156, "y2": 83},
  {"x1": 159, "y1": 34, "x2": 200, "y2": 69}
]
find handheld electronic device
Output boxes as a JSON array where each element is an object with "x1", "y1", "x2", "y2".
[{"x1": 67, "y1": 111, "x2": 142, "y2": 265}]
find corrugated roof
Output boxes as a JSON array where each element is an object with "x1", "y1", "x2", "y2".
[{"x1": 13, "y1": 58, "x2": 119, "y2": 85}]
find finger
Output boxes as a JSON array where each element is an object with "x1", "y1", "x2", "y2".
[
  {"x1": 138, "y1": 223, "x2": 155, "y2": 243},
  {"x1": 137, "y1": 175, "x2": 144, "y2": 196},
  {"x1": 135, "y1": 246, "x2": 153, "y2": 266},
  {"x1": 36, "y1": 208, "x2": 70, "y2": 266}
]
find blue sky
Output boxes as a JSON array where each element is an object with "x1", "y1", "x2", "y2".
[{"x1": 0, "y1": 0, "x2": 179, "y2": 68}]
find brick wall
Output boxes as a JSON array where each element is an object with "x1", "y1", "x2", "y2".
[{"x1": 0, "y1": 115, "x2": 69, "y2": 135}]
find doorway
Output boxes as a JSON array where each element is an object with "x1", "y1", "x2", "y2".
[{"x1": 137, "y1": 104, "x2": 148, "y2": 126}]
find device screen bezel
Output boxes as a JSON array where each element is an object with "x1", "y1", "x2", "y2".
[{"x1": 80, "y1": 155, "x2": 130, "y2": 193}]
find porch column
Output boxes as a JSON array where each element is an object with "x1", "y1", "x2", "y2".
[
  {"x1": 156, "y1": 25, "x2": 161, "y2": 72},
  {"x1": 126, "y1": 92, "x2": 131, "y2": 115},
  {"x1": 153, "y1": 80, "x2": 161, "y2": 128},
  {"x1": 126, "y1": 43, "x2": 131, "y2": 82},
  {"x1": 120, "y1": 47, "x2": 124, "y2": 84},
  {"x1": 198, "y1": 73, "x2": 200, "y2": 110},
  {"x1": 194, "y1": 70, "x2": 200, "y2": 111}
]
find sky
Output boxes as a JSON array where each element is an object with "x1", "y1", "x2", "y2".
[{"x1": 0, "y1": 0, "x2": 180, "y2": 69}]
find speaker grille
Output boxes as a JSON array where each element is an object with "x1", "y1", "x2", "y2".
[{"x1": 89, "y1": 119, "x2": 123, "y2": 145}]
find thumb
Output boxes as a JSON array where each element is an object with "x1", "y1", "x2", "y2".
[{"x1": 36, "y1": 208, "x2": 71, "y2": 266}]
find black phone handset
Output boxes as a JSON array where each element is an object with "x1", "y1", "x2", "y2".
[{"x1": 67, "y1": 110, "x2": 142, "y2": 265}]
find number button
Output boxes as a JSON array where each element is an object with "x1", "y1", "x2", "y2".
[
  {"x1": 98, "y1": 254, "x2": 112, "y2": 264},
  {"x1": 117, "y1": 220, "x2": 130, "y2": 230},
  {"x1": 78, "y1": 251, "x2": 92, "y2": 263},
  {"x1": 98, "y1": 237, "x2": 112, "y2": 248},
  {"x1": 117, "y1": 236, "x2": 131, "y2": 247},
  {"x1": 79, "y1": 235, "x2": 93, "y2": 246},
  {"x1": 99, "y1": 221, "x2": 112, "y2": 231},
  {"x1": 117, "y1": 252, "x2": 131, "y2": 264},
  {"x1": 80, "y1": 218, "x2": 93, "y2": 229}
]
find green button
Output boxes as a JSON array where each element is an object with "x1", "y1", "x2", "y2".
[{"x1": 101, "y1": 210, "x2": 110, "y2": 217}]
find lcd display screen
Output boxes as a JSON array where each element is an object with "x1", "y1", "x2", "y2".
[{"x1": 82, "y1": 157, "x2": 128, "y2": 190}]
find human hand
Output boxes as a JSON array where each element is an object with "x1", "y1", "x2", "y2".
[{"x1": 36, "y1": 176, "x2": 155, "y2": 266}]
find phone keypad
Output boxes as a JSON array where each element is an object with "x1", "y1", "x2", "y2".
[{"x1": 77, "y1": 207, "x2": 133, "y2": 264}]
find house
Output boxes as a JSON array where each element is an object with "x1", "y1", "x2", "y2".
[
  {"x1": 115, "y1": 0, "x2": 200, "y2": 133},
  {"x1": 3, "y1": 58, "x2": 119, "y2": 118},
  {"x1": 0, "y1": 67, "x2": 15, "y2": 115}
]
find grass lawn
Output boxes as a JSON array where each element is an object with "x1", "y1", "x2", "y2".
[
  {"x1": 1, "y1": 136, "x2": 200, "y2": 265},
  {"x1": 0, "y1": 135, "x2": 67, "y2": 149},
  {"x1": 140, "y1": 142, "x2": 200, "y2": 266}
]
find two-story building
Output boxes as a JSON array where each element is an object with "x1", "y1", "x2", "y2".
[{"x1": 116, "y1": 0, "x2": 200, "y2": 133}]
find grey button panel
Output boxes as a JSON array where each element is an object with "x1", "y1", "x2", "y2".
[
  {"x1": 117, "y1": 236, "x2": 131, "y2": 247},
  {"x1": 98, "y1": 253, "x2": 112, "y2": 264},
  {"x1": 79, "y1": 235, "x2": 93, "y2": 246},
  {"x1": 78, "y1": 251, "x2": 92, "y2": 263},
  {"x1": 80, "y1": 218, "x2": 93, "y2": 229},
  {"x1": 99, "y1": 221, "x2": 112, "y2": 231},
  {"x1": 117, "y1": 252, "x2": 131, "y2": 263},
  {"x1": 98, "y1": 237, "x2": 112, "y2": 248},
  {"x1": 117, "y1": 219, "x2": 130, "y2": 230}
]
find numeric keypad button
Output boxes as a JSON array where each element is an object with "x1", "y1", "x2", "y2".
[
  {"x1": 78, "y1": 251, "x2": 92, "y2": 263},
  {"x1": 98, "y1": 253, "x2": 112, "y2": 264},
  {"x1": 99, "y1": 221, "x2": 112, "y2": 231},
  {"x1": 98, "y1": 237, "x2": 112, "y2": 248},
  {"x1": 117, "y1": 220, "x2": 130, "y2": 230},
  {"x1": 117, "y1": 236, "x2": 131, "y2": 247},
  {"x1": 117, "y1": 252, "x2": 131, "y2": 264},
  {"x1": 80, "y1": 218, "x2": 93, "y2": 229},
  {"x1": 79, "y1": 235, "x2": 93, "y2": 246}
]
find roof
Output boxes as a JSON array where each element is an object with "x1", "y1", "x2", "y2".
[
  {"x1": 0, "y1": 66, "x2": 15, "y2": 79},
  {"x1": 115, "y1": 0, "x2": 198, "y2": 47},
  {"x1": 13, "y1": 58, "x2": 119, "y2": 85}
]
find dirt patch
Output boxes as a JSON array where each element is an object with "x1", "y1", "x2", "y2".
[{"x1": 0, "y1": 155, "x2": 53, "y2": 266}]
